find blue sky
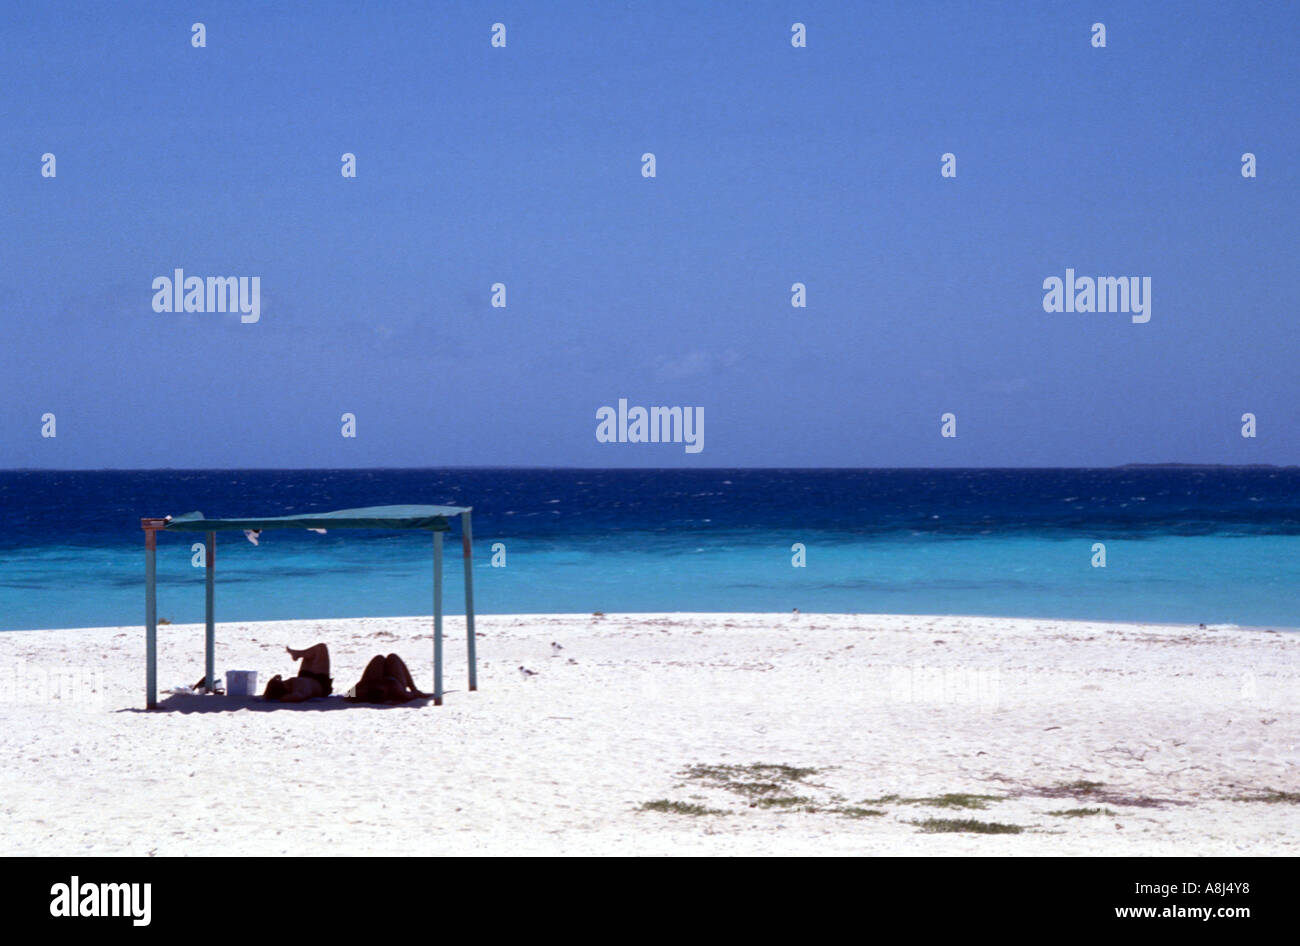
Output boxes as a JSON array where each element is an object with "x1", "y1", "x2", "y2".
[{"x1": 2, "y1": 1, "x2": 1297, "y2": 468}]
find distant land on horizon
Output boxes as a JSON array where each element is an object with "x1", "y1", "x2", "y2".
[{"x1": 1111, "y1": 463, "x2": 1299, "y2": 470}]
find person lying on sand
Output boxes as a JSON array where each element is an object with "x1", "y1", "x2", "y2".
[
  {"x1": 263, "y1": 643, "x2": 334, "y2": 701},
  {"x1": 349, "y1": 653, "x2": 430, "y2": 704}
]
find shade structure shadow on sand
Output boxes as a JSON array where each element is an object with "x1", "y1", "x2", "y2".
[{"x1": 120, "y1": 692, "x2": 444, "y2": 714}]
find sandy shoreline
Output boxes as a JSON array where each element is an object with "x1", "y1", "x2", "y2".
[{"x1": 1, "y1": 612, "x2": 1296, "y2": 856}]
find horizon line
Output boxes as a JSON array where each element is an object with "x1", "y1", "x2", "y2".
[{"x1": 0, "y1": 463, "x2": 1295, "y2": 473}]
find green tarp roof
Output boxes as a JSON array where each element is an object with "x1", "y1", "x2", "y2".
[{"x1": 164, "y1": 504, "x2": 470, "y2": 533}]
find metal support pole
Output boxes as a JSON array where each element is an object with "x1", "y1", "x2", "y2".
[
  {"x1": 142, "y1": 519, "x2": 165, "y2": 709},
  {"x1": 205, "y1": 531, "x2": 215, "y2": 691},
  {"x1": 433, "y1": 530, "x2": 443, "y2": 706},
  {"x1": 462, "y1": 509, "x2": 477, "y2": 691}
]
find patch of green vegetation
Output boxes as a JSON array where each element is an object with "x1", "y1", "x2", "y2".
[
  {"x1": 639, "y1": 799, "x2": 728, "y2": 816},
  {"x1": 1048, "y1": 807, "x2": 1115, "y2": 818},
  {"x1": 914, "y1": 818, "x2": 1024, "y2": 835},
  {"x1": 685, "y1": 763, "x2": 818, "y2": 783},
  {"x1": 752, "y1": 796, "x2": 819, "y2": 810},
  {"x1": 683, "y1": 763, "x2": 822, "y2": 803},
  {"x1": 860, "y1": 792, "x2": 1000, "y2": 810},
  {"x1": 833, "y1": 806, "x2": 886, "y2": 819},
  {"x1": 1232, "y1": 790, "x2": 1300, "y2": 804},
  {"x1": 1059, "y1": 780, "x2": 1105, "y2": 794},
  {"x1": 764, "y1": 764, "x2": 820, "y2": 781},
  {"x1": 918, "y1": 793, "x2": 1000, "y2": 810},
  {"x1": 727, "y1": 781, "x2": 787, "y2": 798}
]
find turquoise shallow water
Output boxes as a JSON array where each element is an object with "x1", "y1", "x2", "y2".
[
  {"x1": 1, "y1": 468, "x2": 1298, "y2": 630},
  {"x1": 3, "y1": 531, "x2": 1298, "y2": 631}
]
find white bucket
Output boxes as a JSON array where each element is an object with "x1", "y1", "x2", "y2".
[{"x1": 226, "y1": 670, "x2": 258, "y2": 697}]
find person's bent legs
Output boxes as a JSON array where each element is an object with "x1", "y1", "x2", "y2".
[{"x1": 289, "y1": 643, "x2": 330, "y2": 677}]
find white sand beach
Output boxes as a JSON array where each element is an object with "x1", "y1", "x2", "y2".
[{"x1": 1, "y1": 612, "x2": 1296, "y2": 856}]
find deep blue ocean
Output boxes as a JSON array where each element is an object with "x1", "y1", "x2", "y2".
[{"x1": 1, "y1": 468, "x2": 1298, "y2": 631}]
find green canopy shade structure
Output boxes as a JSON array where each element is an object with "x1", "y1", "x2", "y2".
[{"x1": 140, "y1": 505, "x2": 477, "y2": 709}]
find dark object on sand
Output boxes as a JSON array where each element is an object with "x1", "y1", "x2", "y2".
[
  {"x1": 264, "y1": 643, "x2": 334, "y2": 702},
  {"x1": 349, "y1": 653, "x2": 430, "y2": 704}
]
